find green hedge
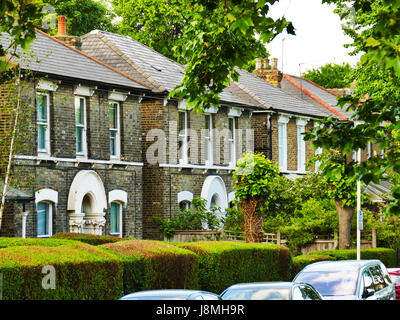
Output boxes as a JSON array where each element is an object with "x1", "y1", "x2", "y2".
[
  {"x1": 176, "y1": 241, "x2": 292, "y2": 294},
  {"x1": 0, "y1": 238, "x2": 123, "y2": 300},
  {"x1": 102, "y1": 240, "x2": 198, "y2": 294},
  {"x1": 292, "y1": 254, "x2": 335, "y2": 279},
  {"x1": 51, "y1": 232, "x2": 127, "y2": 246},
  {"x1": 292, "y1": 247, "x2": 398, "y2": 279},
  {"x1": 309, "y1": 248, "x2": 397, "y2": 268}
]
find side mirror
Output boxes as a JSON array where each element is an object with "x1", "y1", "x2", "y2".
[{"x1": 363, "y1": 288, "x2": 375, "y2": 299}]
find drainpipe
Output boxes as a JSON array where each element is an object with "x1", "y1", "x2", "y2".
[{"x1": 21, "y1": 211, "x2": 29, "y2": 238}]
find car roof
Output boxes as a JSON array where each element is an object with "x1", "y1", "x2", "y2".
[
  {"x1": 299, "y1": 260, "x2": 382, "y2": 273},
  {"x1": 224, "y1": 282, "x2": 297, "y2": 290},
  {"x1": 120, "y1": 289, "x2": 212, "y2": 299}
]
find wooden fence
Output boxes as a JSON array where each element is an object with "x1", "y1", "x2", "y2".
[{"x1": 166, "y1": 229, "x2": 377, "y2": 254}]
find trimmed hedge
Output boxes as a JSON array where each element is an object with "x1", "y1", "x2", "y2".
[
  {"x1": 292, "y1": 247, "x2": 398, "y2": 279},
  {"x1": 309, "y1": 248, "x2": 397, "y2": 268},
  {"x1": 51, "y1": 232, "x2": 127, "y2": 246},
  {"x1": 0, "y1": 238, "x2": 123, "y2": 300},
  {"x1": 176, "y1": 241, "x2": 292, "y2": 294},
  {"x1": 102, "y1": 240, "x2": 198, "y2": 294},
  {"x1": 292, "y1": 254, "x2": 335, "y2": 278}
]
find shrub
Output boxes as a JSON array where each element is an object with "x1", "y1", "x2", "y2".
[
  {"x1": 102, "y1": 240, "x2": 198, "y2": 294},
  {"x1": 308, "y1": 248, "x2": 397, "y2": 268},
  {"x1": 176, "y1": 241, "x2": 292, "y2": 294},
  {"x1": 0, "y1": 237, "x2": 83, "y2": 248},
  {"x1": 0, "y1": 239, "x2": 123, "y2": 300},
  {"x1": 51, "y1": 232, "x2": 127, "y2": 246},
  {"x1": 292, "y1": 254, "x2": 335, "y2": 279}
]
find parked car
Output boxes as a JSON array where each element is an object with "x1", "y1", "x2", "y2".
[
  {"x1": 387, "y1": 268, "x2": 400, "y2": 300},
  {"x1": 220, "y1": 282, "x2": 323, "y2": 300},
  {"x1": 119, "y1": 289, "x2": 221, "y2": 300},
  {"x1": 293, "y1": 260, "x2": 395, "y2": 300}
]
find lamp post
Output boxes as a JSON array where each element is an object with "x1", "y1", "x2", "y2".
[{"x1": 355, "y1": 120, "x2": 362, "y2": 261}]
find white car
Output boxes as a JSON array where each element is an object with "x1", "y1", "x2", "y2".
[{"x1": 293, "y1": 260, "x2": 396, "y2": 300}]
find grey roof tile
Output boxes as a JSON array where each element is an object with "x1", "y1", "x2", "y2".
[
  {"x1": 1, "y1": 30, "x2": 151, "y2": 91},
  {"x1": 235, "y1": 69, "x2": 330, "y2": 118},
  {"x1": 82, "y1": 30, "x2": 253, "y2": 106}
]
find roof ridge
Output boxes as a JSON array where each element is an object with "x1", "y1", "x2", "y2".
[
  {"x1": 97, "y1": 30, "x2": 185, "y2": 69},
  {"x1": 285, "y1": 73, "x2": 338, "y2": 97},
  {"x1": 283, "y1": 74, "x2": 347, "y2": 120},
  {"x1": 94, "y1": 31, "x2": 165, "y2": 92},
  {"x1": 35, "y1": 29, "x2": 152, "y2": 90}
]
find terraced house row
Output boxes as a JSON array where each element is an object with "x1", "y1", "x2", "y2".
[{"x1": 0, "y1": 18, "x2": 355, "y2": 240}]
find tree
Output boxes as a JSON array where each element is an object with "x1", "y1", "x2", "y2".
[
  {"x1": 112, "y1": 0, "x2": 190, "y2": 63},
  {"x1": 232, "y1": 152, "x2": 280, "y2": 243},
  {"x1": 44, "y1": 0, "x2": 116, "y2": 36},
  {"x1": 305, "y1": 0, "x2": 400, "y2": 219},
  {"x1": 302, "y1": 62, "x2": 355, "y2": 88},
  {"x1": 0, "y1": 0, "x2": 44, "y2": 231},
  {"x1": 113, "y1": 0, "x2": 294, "y2": 113}
]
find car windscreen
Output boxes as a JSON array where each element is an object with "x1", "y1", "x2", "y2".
[
  {"x1": 295, "y1": 271, "x2": 359, "y2": 296},
  {"x1": 390, "y1": 274, "x2": 400, "y2": 285},
  {"x1": 222, "y1": 288, "x2": 291, "y2": 300}
]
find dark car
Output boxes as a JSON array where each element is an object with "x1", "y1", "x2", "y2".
[
  {"x1": 119, "y1": 289, "x2": 221, "y2": 300},
  {"x1": 293, "y1": 260, "x2": 395, "y2": 300},
  {"x1": 220, "y1": 282, "x2": 323, "y2": 300},
  {"x1": 387, "y1": 268, "x2": 400, "y2": 300}
]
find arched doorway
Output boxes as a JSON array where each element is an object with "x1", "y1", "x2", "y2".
[
  {"x1": 67, "y1": 170, "x2": 107, "y2": 235},
  {"x1": 200, "y1": 175, "x2": 229, "y2": 227}
]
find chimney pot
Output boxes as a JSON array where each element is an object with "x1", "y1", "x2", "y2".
[
  {"x1": 271, "y1": 58, "x2": 278, "y2": 70},
  {"x1": 263, "y1": 58, "x2": 270, "y2": 70},
  {"x1": 58, "y1": 15, "x2": 66, "y2": 36},
  {"x1": 255, "y1": 58, "x2": 262, "y2": 71}
]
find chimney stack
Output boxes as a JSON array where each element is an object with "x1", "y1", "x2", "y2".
[
  {"x1": 252, "y1": 57, "x2": 282, "y2": 87},
  {"x1": 54, "y1": 15, "x2": 82, "y2": 50},
  {"x1": 57, "y1": 16, "x2": 66, "y2": 36}
]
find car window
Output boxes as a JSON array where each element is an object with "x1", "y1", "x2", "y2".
[
  {"x1": 361, "y1": 269, "x2": 375, "y2": 299},
  {"x1": 221, "y1": 288, "x2": 291, "y2": 300},
  {"x1": 292, "y1": 285, "x2": 321, "y2": 300},
  {"x1": 295, "y1": 271, "x2": 359, "y2": 296},
  {"x1": 292, "y1": 286, "x2": 304, "y2": 300},
  {"x1": 301, "y1": 285, "x2": 322, "y2": 300},
  {"x1": 369, "y1": 265, "x2": 386, "y2": 291},
  {"x1": 201, "y1": 294, "x2": 220, "y2": 300},
  {"x1": 379, "y1": 263, "x2": 393, "y2": 286}
]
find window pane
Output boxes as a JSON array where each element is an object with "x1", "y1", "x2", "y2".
[
  {"x1": 37, "y1": 124, "x2": 46, "y2": 150},
  {"x1": 178, "y1": 111, "x2": 186, "y2": 132},
  {"x1": 110, "y1": 131, "x2": 116, "y2": 156},
  {"x1": 37, "y1": 95, "x2": 47, "y2": 122},
  {"x1": 76, "y1": 127, "x2": 83, "y2": 153},
  {"x1": 229, "y1": 118, "x2": 234, "y2": 139},
  {"x1": 76, "y1": 98, "x2": 84, "y2": 125},
  {"x1": 37, "y1": 202, "x2": 49, "y2": 236},
  {"x1": 110, "y1": 103, "x2": 118, "y2": 129},
  {"x1": 110, "y1": 202, "x2": 120, "y2": 234}
]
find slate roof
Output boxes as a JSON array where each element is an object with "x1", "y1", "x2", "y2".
[
  {"x1": 282, "y1": 74, "x2": 353, "y2": 120},
  {"x1": 81, "y1": 30, "x2": 257, "y2": 108},
  {"x1": 0, "y1": 180, "x2": 33, "y2": 201},
  {"x1": 233, "y1": 68, "x2": 331, "y2": 118},
  {"x1": 0, "y1": 30, "x2": 151, "y2": 91}
]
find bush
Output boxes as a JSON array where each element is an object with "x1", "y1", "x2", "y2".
[
  {"x1": 102, "y1": 240, "x2": 198, "y2": 294},
  {"x1": 308, "y1": 248, "x2": 397, "y2": 268},
  {"x1": 51, "y1": 232, "x2": 127, "y2": 246},
  {"x1": 292, "y1": 254, "x2": 335, "y2": 279},
  {"x1": 0, "y1": 238, "x2": 123, "y2": 300},
  {"x1": 176, "y1": 241, "x2": 292, "y2": 294}
]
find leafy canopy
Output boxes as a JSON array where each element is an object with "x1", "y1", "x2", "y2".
[{"x1": 302, "y1": 62, "x2": 355, "y2": 89}]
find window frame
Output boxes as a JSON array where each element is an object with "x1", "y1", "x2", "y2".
[
  {"x1": 178, "y1": 110, "x2": 189, "y2": 164},
  {"x1": 36, "y1": 201, "x2": 52, "y2": 238},
  {"x1": 36, "y1": 91, "x2": 51, "y2": 156},
  {"x1": 204, "y1": 113, "x2": 213, "y2": 166},
  {"x1": 228, "y1": 117, "x2": 237, "y2": 167},
  {"x1": 277, "y1": 118, "x2": 288, "y2": 171},
  {"x1": 109, "y1": 101, "x2": 121, "y2": 160},
  {"x1": 110, "y1": 201, "x2": 123, "y2": 237},
  {"x1": 75, "y1": 96, "x2": 87, "y2": 158}
]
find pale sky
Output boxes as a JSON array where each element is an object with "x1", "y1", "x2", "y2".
[{"x1": 267, "y1": 0, "x2": 361, "y2": 76}]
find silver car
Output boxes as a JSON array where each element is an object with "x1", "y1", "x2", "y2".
[
  {"x1": 119, "y1": 289, "x2": 221, "y2": 300},
  {"x1": 293, "y1": 260, "x2": 396, "y2": 300}
]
